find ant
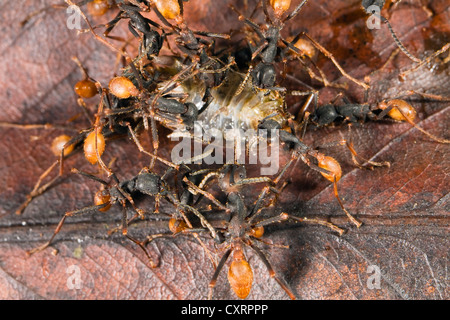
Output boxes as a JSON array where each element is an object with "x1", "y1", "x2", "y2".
[
  {"x1": 361, "y1": 0, "x2": 422, "y2": 64},
  {"x1": 149, "y1": 0, "x2": 235, "y2": 107},
  {"x1": 230, "y1": 0, "x2": 370, "y2": 94},
  {"x1": 307, "y1": 91, "x2": 450, "y2": 144},
  {"x1": 203, "y1": 162, "x2": 344, "y2": 299},
  {"x1": 208, "y1": 191, "x2": 296, "y2": 300},
  {"x1": 184, "y1": 162, "x2": 294, "y2": 299},
  {"x1": 150, "y1": 0, "x2": 230, "y2": 60},
  {"x1": 122, "y1": 165, "x2": 222, "y2": 269},
  {"x1": 258, "y1": 118, "x2": 363, "y2": 228},
  {"x1": 104, "y1": 60, "x2": 208, "y2": 167},
  {"x1": 26, "y1": 154, "x2": 220, "y2": 265},
  {"x1": 102, "y1": 2, "x2": 165, "y2": 61},
  {"x1": 25, "y1": 165, "x2": 156, "y2": 265}
]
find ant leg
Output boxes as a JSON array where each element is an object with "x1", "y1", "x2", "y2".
[
  {"x1": 193, "y1": 31, "x2": 230, "y2": 40},
  {"x1": 124, "y1": 234, "x2": 157, "y2": 268},
  {"x1": 285, "y1": 214, "x2": 345, "y2": 235},
  {"x1": 317, "y1": 125, "x2": 391, "y2": 169},
  {"x1": 208, "y1": 248, "x2": 232, "y2": 300},
  {"x1": 332, "y1": 176, "x2": 362, "y2": 228},
  {"x1": 16, "y1": 161, "x2": 60, "y2": 215},
  {"x1": 253, "y1": 213, "x2": 289, "y2": 229},
  {"x1": 192, "y1": 171, "x2": 220, "y2": 189},
  {"x1": 64, "y1": 0, "x2": 130, "y2": 59},
  {"x1": 182, "y1": 176, "x2": 229, "y2": 212},
  {"x1": 174, "y1": 199, "x2": 220, "y2": 242},
  {"x1": 175, "y1": 208, "x2": 219, "y2": 268},
  {"x1": 400, "y1": 42, "x2": 450, "y2": 78},
  {"x1": 59, "y1": 130, "x2": 89, "y2": 175},
  {"x1": 148, "y1": 116, "x2": 159, "y2": 169},
  {"x1": 248, "y1": 157, "x2": 295, "y2": 220},
  {"x1": 379, "y1": 15, "x2": 421, "y2": 63},
  {"x1": 229, "y1": 5, "x2": 266, "y2": 41},
  {"x1": 283, "y1": 0, "x2": 309, "y2": 23},
  {"x1": 71, "y1": 168, "x2": 108, "y2": 185},
  {"x1": 234, "y1": 65, "x2": 253, "y2": 97},
  {"x1": 249, "y1": 243, "x2": 297, "y2": 300},
  {"x1": 296, "y1": 33, "x2": 370, "y2": 90},
  {"x1": 125, "y1": 122, "x2": 180, "y2": 169},
  {"x1": 21, "y1": 3, "x2": 67, "y2": 27},
  {"x1": 393, "y1": 90, "x2": 450, "y2": 102},
  {"x1": 27, "y1": 202, "x2": 110, "y2": 256}
]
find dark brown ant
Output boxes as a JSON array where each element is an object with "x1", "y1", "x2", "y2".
[
  {"x1": 149, "y1": 0, "x2": 235, "y2": 107},
  {"x1": 187, "y1": 163, "x2": 296, "y2": 299},
  {"x1": 258, "y1": 118, "x2": 364, "y2": 228},
  {"x1": 102, "y1": 2, "x2": 164, "y2": 60},
  {"x1": 230, "y1": 0, "x2": 370, "y2": 94},
  {"x1": 126, "y1": 166, "x2": 221, "y2": 268},
  {"x1": 25, "y1": 156, "x2": 220, "y2": 264},
  {"x1": 207, "y1": 191, "x2": 296, "y2": 300},
  {"x1": 186, "y1": 163, "x2": 341, "y2": 299},
  {"x1": 308, "y1": 91, "x2": 450, "y2": 144}
]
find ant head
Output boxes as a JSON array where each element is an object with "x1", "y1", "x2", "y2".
[
  {"x1": 219, "y1": 165, "x2": 247, "y2": 192},
  {"x1": 153, "y1": 0, "x2": 183, "y2": 24},
  {"x1": 94, "y1": 189, "x2": 112, "y2": 212},
  {"x1": 87, "y1": 0, "x2": 110, "y2": 17},
  {"x1": 109, "y1": 76, "x2": 140, "y2": 99},
  {"x1": 228, "y1": 245, "x2": 253, "y2": 299},
  {"x1": 269, "y1": 0, "x2": 292, "y2": 19},
  {"x1": 168, "y1": 218, "x2": 188, "y2": 234},
  {"x1": 51, "y1": 135, "x2": 75, "y2": 157}
]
